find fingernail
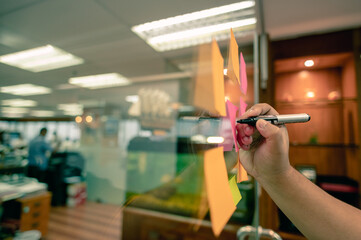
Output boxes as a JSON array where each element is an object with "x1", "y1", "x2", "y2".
[{"x1": 243, "y1": 136, "x2": 249, "y2": 142}]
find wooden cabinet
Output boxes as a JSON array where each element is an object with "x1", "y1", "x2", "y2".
[
  {"x1": 17, "y1": 192, "x2": 52, "y2": 236},
  {"x1": 258, "y1": 28, "x2": 361, "y2": 239},
  {"x1": 122, "y1": 207, "x2": 241, "y2": 240},
  {"x1": 2, "y1": 191, "x2": 52, "y2": 237}
]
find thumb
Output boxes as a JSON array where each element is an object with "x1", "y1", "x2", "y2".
[{"x1": 256, "y1": 119, "x2": 280, "y2": 139}]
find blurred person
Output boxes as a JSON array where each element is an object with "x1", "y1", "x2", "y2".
[
  {"x1": 236, "y1": 103, "x2": 361, "y2": 240},
  {"x1": 27, "y1": 127, "x2": 54, "y2": 182}
]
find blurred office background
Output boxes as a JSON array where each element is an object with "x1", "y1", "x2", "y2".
[{"x1": 0, "y1": 0, "x2": 361, "y2": 239}]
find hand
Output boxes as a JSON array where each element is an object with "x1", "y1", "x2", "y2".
[{"x1": 236, "y1": 103, "x2": 291, "y2": 182}]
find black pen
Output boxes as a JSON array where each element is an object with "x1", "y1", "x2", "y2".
[{"x1": 237, "y1": 113, "x2": 310, "y2": 126}]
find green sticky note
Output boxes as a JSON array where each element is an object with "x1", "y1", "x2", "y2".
[{"x1": 229, "y1": 175, "x2": 242, "y2": 206}]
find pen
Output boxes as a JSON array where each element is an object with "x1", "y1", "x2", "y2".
[{"x1": 237, "y1": 113, "x2": 311, "y2": 126}]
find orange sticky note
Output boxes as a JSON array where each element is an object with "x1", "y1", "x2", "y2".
[
  {"x1": 240, "y1": 52, "x2": 247, "y2": 95},
  {"x1": 237, "y1": 154, "x2": 249, "y2": 183},
  {"x1": 194, "y1": 40, "x2": 226, "y2": 116},
  {"x1": 204, "y1": 147, "x2": 236, "y2": 236},
  {"x1": 227, "y1": 29, "x2": 240, "y2": 85},
  {"x1": 226, "y1": 100, "x2": 239, "y2": 152}
]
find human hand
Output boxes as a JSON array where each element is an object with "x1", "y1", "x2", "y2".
[{"x1": 236, "y1": 103, "x2": 291, "y2": 182}]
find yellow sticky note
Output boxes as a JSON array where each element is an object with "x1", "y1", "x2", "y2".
[
  {"x1": 227, "y1": 29, "x2": 240, "y2": 85},
  {"x1": 229, "y1": 175, "x2": 242, "y2": 206},
  {"x1": 204, "y1": 147, "x2": 236, "y2": 236},
  {"x1": 194, "y1": 39, "x2": 226, "y2": 116}
]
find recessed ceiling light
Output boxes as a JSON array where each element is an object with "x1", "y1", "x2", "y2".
[
  {"x1": 0, "y1": 45, "x2": 84, "y2": 72},
  {"x1": 0, "y1": 84, "x2": 52, "y2": 96},
  {"x1": 85, "y1": 115, "x2": 93, "y2": 123},
  {"x1": 30, "y1": 110, "x2": 55, "y2": 117},
  {"x1": 2, "y1": 98, "x2": 37, "y2": 107},
  {"x1": 75, "y1": 116, "x2": 82, "y2": 123},
  {"x1": 69, "y1": 73, "x2": 130, "y2": 89},
  {"x1": 304, "y1": 59, "x2": 314, "y2": 67},
  {"x1": 306, "y1": 91, "x2": 315, "y2": 98},
  {"x1": 132, "y1": 1, "x2": 256, "y2": 51}
]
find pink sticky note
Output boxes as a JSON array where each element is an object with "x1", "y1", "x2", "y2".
[
  {"x1": 204, "y1": 147, "x2": 236, "y2": 236},
  {"x1": 238, "y1": 97, "x2": 248, "y2": 119},
  {"x1": 226, "y1": 100, "x2": 239, "y2": 152},
  {"x1": 240, "y1": 52, "x2": 247, "y2": 95},
  {"x1": 218, "y1": 117, "x2": 233, "y2": 152}
]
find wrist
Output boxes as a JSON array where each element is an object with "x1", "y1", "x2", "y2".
[{"x1": 256, "y1": 163, "x2": 294, "y2": 187}]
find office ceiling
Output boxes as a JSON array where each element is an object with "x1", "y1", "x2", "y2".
[{"x1": 0, "y1": 0, "x2": 360, "y2": 118}]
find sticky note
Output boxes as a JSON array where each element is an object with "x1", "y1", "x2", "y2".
[
  {"x1": 226, "y1": 100, "x2": 239, "y2": 152},
  {"x1": 204, "y1": 147, "x2": 236, "y2": 236},
  {"x1": 237, "y1": 154, "x2": 249, "y2": 183},
  {"x1": 238, "y1": 97, "x2": 248, "y2": 119},
  {"x1": 229, "y1": 175, "x2": 242, "y2": 206},
  {"x1": 240, "y1": 52, "x2": 247, "y2": 95},
  {"x1": 227, "y1": 29, "x2": 240, "y2": 85},
  {"x1": 218, "y1": 117, "x2": 233, "y2": 152},
  {"x1": 194, "y1": 40, "x2": 226, "y2": 116}
]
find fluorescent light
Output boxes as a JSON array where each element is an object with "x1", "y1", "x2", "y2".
[
  {"x1": 125, "y1": 95, "x2": 139, "y2": 103},
  {"x1": 133, "y1": 1, "x2": 255, "y2": 32},
  {"x1": 58, "y1": 103, "x2": 83, "y2": 115},
  {"x1": 132, "y1": 1, "x2": 256, "y2": 51},
  {"x1": 0, "y1": 84, "x2": 52, "y2": 96},
  {"x1": 30, "y1": 110, "x2": 55, "y2": 117},
  {"x1": 207, "y1": 136, "x2": 225, "y2": 144},
  {"x1": 69, "y1": 73, "x2": 130, "y2": 89},
  {"x1": 148, "y1": 18, "x2": 256, "y2": 45},
  {"x1": 0, "y1": 45, "x2": 84, "y2": 72},
  {"x1": 304, "y1": 59, "x2": 314, "y2": 67},
  {"x1": 1, "y1": 107, "x2": 28, "y2": 118},
  {"x1": 2, "y1": 98, "x2": 37, "y2": 107},
  {"x1": 1, "y1": 107, "x2": 29, "y2": 114},
  {"x1": 1, "y1": 113, "x2": 25, "y2": 118}
]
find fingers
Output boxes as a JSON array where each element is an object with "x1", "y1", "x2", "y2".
[
  {"x1": 241, "y1": 103, "x2": 280, "y2": 120},
  {"x1": 256, "y1": 119, "x2": 281, "y2": 139},
  {"x1": 236, "y1": 103, "x2": 279, "y2": 151},
  {"x1": 236, "y1": 123, "x2": 255, "y2": 149}
]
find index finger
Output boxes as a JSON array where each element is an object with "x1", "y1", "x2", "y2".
[{"x1": 241, "y1": 103, "x2": 280, "y2": 119}]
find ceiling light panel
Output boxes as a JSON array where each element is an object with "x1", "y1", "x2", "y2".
[
  {"x1": 30, "y1": 110, "x2": 55, "y2": 117},
  {"x1": 2, "y1": 99, "x2": 37, "y2": 107},
  {"x1": 0, "y1": 45, "x2": 84, "y2": 72},
  {"x1": 69, "y1": 73, "x2": 130, "y2": 89},
  {"x1": 58, "y1": 103, "x2": 83, "y2": 116},
  {"x1": 132, "y1": 1, "x2": 256, "y2": 51},
  {"x1": 0, "y1": 84, "x2": 52, "y2": 96}
]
